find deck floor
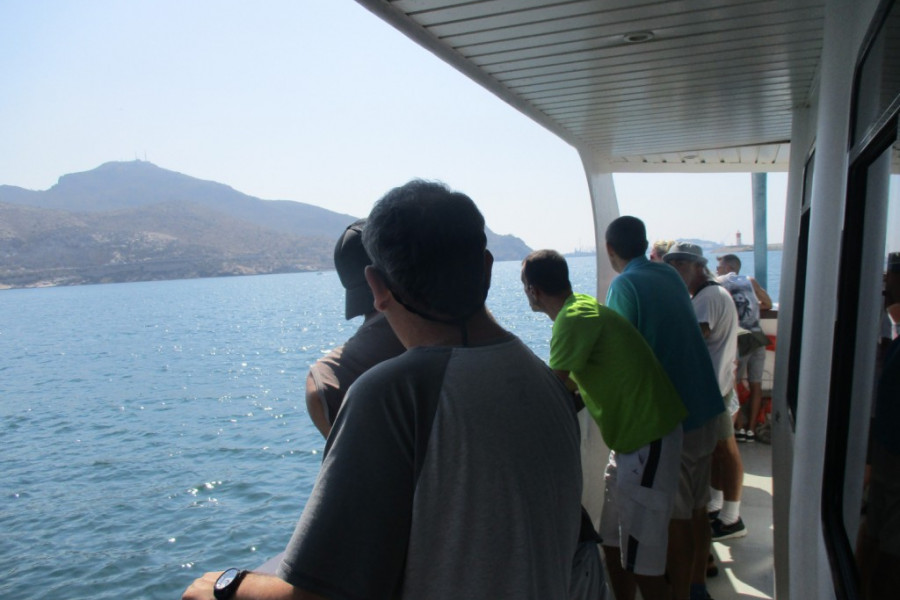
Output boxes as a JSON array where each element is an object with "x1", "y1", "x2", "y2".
[{"x1": 706, "y1": 440, "x2": 774, "y2": 600}]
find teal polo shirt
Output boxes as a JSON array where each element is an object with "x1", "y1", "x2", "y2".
[
  {"x1": 549, "y1": 293, "x2": 686, "y2": 453},
  {"x1": 606, "y1": 257, "x2": 724, "y2": 431}
]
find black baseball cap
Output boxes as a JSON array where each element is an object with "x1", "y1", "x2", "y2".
[{"x1": 334, "y1": 219, "x2": 374, "y2": 319}]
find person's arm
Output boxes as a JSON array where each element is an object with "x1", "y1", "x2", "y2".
[
  {"x1": 699, "y1": 322, "x2": 711, "y2": 338},
  {"x1": 305, "y1": 372, "x2": 331, "y2": 438},
  {"x1": 553, "y1": 368, "x2": 576, "y2": 390},
  {"x1": 182, "y1": 571, "x2": 325, "y2": 600},
  {"x1": 751, "y1": 278, "x2": 773, "y2": 310},
  {"x1": 552, "y1": 369, "x2": 582, "y2": 411}
]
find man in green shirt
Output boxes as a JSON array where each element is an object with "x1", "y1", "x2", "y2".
[{"x1": 523, "y1": 249, "x2": 686, "y2": 600}]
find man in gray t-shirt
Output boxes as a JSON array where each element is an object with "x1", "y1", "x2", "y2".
[{"x1": 183, "y1": 181, "x2": 583, "y2": 600}]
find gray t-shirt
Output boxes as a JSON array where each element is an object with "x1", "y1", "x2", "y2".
[{"x1": 278, "y1": 336, "x2": 583, "y2": 599}]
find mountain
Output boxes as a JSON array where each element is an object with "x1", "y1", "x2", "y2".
[{"x1": 0, "y1": 161, "x2": 531, "y2": 288}]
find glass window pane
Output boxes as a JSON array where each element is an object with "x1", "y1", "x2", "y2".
[
  {"x1": 854, "y1": 3, "x2": 900, "y2": 145},
  {"x1": 854, "y1": 139, "x2": 900, "y2": 600}
]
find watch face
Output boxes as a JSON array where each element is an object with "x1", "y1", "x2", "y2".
[{"x1": 216, "y1": 568, "x2": 240, "y2": 590}]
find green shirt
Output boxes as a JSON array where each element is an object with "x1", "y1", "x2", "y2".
[{"x1": 549, "y1": 293, "x2": 686, "y2": 453}]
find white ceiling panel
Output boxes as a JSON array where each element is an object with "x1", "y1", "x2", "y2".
[{"x1": 357, "y1": 0, "x2": 827, "y2": 171}]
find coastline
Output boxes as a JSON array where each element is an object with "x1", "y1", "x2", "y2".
[{"x1": 712, "y1": 243, "x2": 784, "y2": 253}]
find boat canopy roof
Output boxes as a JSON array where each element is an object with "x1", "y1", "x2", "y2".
[{"x1": 356, "y1": 0, "x2": 826, "y2": 173}]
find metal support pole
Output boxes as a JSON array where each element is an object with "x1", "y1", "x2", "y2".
[{"x1": 752, "y1": 173, "x2": 768, "y2": 287}]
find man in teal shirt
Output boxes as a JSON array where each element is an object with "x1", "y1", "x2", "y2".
[
  {"x1": 523, "y1": 249, "x2": 685, "y2": 600},
  {"x1": 604, "y1": 216, "x2": 724, "y2": 600}
]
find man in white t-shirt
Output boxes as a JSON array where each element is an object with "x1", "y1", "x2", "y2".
[{"x1": 665, "y1": 243, "x2": 744, "y2": 597}]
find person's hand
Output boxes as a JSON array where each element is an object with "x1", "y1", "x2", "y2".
[{"x1": 182, "y1": 571, "x2": 221, "y2": 600}]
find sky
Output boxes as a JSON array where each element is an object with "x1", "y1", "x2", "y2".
[{"x1": 1, "y1": 1, "x2": 787, "y2": 253}]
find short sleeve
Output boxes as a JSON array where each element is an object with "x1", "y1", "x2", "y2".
[
  {"x1": 606, "y1": 277, "x2": 639, "y2": 326},
  {"x1": 549, "y1": 303, "x2": 597, "y2": 373},
  {"x1": 278, "y1": 366, "x2": 417, "y2": 598},
  {"x1": 278, "y1": 351, "x2": 448, "y2": 600}
]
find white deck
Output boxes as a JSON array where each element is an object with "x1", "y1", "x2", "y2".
[{"x1": 707, "y1": 440, "x2": 774, "y2": 600}]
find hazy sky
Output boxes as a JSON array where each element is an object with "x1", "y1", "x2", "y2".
[{"x1": 1, "y1": 1, "x2": 787, "y2": 252}]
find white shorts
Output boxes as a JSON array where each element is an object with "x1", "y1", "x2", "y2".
[{"x1": 599, "y1": 425, "x2": 683, "y2": 576}]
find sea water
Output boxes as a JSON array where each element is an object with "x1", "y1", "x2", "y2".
[{"x1": 0, "y1": 254, "x2": 778, "y2": 599}]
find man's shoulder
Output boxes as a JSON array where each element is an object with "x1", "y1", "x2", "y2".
[
  {"x1": 696, "y1": 280, "x2": 728, "y2": 298},
  {"x1": 346, "y1": 314, "x2": 404, "y2": 350},
  {"x1": 353, "y1": 346, "x2": 451, "y2": 391},
  {"x1": 570, "y1": 292, "x2": 600, "y2": 309},
  {"x1": 616, "y1": 259, "x2": 680, "y2": 290},
  {"x1": 558, "y1": 294, "x2": 604, "y2": 328}
]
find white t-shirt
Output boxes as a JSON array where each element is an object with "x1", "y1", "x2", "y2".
[{"x1": 692, "y1": 282, "x2": 739, "y2": 396}]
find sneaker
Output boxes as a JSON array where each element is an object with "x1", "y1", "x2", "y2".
[
  {"x1": 708, "y1": 509, "x2": 720, "y2": 522},
  {"x1": 745, "y1": 430, "x2": 756, "y2": 443},
  {"x1": 711, "y1": 517, "x2": 748, "y2": 541},
  {"x1": 735, "y1": 428, "x2": 747, "y2": 442}
]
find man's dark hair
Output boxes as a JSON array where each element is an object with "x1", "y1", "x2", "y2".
[
  {"x1": 605, "y1": 216, "x2": 649, "y2": 259},
  {"x1": 362, "y1": 179, "x2": 488, "y2": 320},
  {"x1": 522, "y1": 249, "x2": 572, "y2": 296},
  {"x1": 718, "y1": 253, "x2": 742, "y2": 272}
]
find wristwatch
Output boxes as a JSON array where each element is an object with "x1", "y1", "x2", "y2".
[{"x1": 213, "y1": 568, "x2": 248, "y2": 600}]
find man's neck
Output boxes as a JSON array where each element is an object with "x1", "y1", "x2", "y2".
[
  {"x1": 397, "y1": 308, "x2": 509, "y2": 348},
  {"x1": 543, "y1": 292, "x2": 574, "y2": 322},
  {"x1": 689, "y1": 274, "x2": 715, "y2": 296}
]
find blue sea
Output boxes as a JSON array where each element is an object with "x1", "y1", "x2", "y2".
[{"x1": 0, "y1": 252, "x2": 779, "y2": 600}]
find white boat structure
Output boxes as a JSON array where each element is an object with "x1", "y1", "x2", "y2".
[{"x1": 350, "y1": 2, "x2": 899, "y2": 599}]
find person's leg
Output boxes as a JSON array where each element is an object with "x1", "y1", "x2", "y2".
[
  {"x1": 602, "y1": 545, "x2": 635, "y2": 600},
  {"x1": 745, "y1": 347, "x2": 767, "y2": 441},
  {"x1": 746, "y1": 382, "x2": 762, "y2": 440},
  {"x1": 711, "y1": 433, "x2": 748, "y2": 539},
  {"x1": 710, "y1": 409, "x2": 736, "y2": 511},
  {"x1": 600, "y1": 451, "x2": 636, "y2": 600},
  {"x1": 690, "y1": 506, "x2": 712, "y2": 599},
  {"x1": 689, "y1": 421, "x2": 717, "y2": 600},
  {"x1": 668, "y1": 518, "x2": 693, "y2": 600},
  {"x1": 633, "y1": 573, "x2": 671, "y2": 600},
  {"x1": 669, "y1": 423, "x2": 713, "y2": 600},
  {"x1": 720, "y1": 434, "x2": 743, "y2": 510}
]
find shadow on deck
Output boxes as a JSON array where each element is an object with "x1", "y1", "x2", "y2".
[{"x1": 707, "y1": 440, "x2": 774, "y2": 600}]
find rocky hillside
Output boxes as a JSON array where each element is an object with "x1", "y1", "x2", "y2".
[{"x1": 0, "y1": 161, "x2": 532, "y2": 288}]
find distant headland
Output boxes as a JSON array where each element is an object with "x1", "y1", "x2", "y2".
[
  {"x1": 0, "y1": 161, "x2": 532, "y2": 289},
  {"x1": 565, "y1": 242, "x2": 784, "y2": 259}
]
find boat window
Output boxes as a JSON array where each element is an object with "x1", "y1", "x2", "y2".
[
  {"x1": 838, "y1": 127, "x2": 900, "y2": 600},
  {"x1": 853, "y1": 0, "x2": 900, "y2": 147},
  {"x1": 786, "y1": 152, "x2": 814, "y2": 426},
  {"x1": 827, "y1": 2, "x2": 900, "y2": 592}
]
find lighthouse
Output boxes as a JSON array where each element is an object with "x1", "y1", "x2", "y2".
[{"x1": 736, "y1": 230, "x2": 742, "y2": 246}]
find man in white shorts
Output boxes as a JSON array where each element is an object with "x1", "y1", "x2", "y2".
[{"x1": 523, "y1": 249, "x2": 686, "y2": 600}]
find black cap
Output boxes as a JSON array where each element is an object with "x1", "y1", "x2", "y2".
[{"x1": 334, "y1": 219, "x2": 374, "y2": 320}]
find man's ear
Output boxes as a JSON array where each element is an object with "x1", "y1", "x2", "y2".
[
  {"x1": 605, "y1": 242, "x2": 616, "y2": 259},
  {"x1": 483, "y1": 250, "x2": 494, "y2": 291},
  {"x1": 364, "y1": 266, "x2": 392, "y2": 312}
]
